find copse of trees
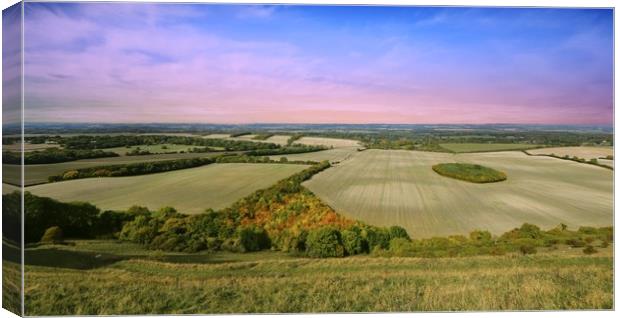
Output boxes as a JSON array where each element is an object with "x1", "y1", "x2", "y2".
[
  {"x1": 253, "y1": 134, "x2": 274, "y2": 140},
  {"x1": 48, "y1": 157, "x2": 215, "y2": 182},
  {"x1": 376, "y1": 223, "x2": 613, "y2": 258},
  {"x1": 4, "y1": 192, "x2": 136, "y2": 243},
  {"x1": 3, "y1": 148, "x2": 119, "y2": 165},
  {"x1": 229, "y1": 132, "x2": 252, "y2": 137}
]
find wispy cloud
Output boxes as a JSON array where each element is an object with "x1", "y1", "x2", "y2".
[{"x1": 22, "y1": 4, "x2": 613, "y2": 125}]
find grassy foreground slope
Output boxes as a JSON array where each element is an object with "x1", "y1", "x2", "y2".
[
  {"x1": 21, "y1": 248, "x2": 612, "y2": 315},
  {"x1": 304, "y1": 150, "x2": 612, "y2": 237},
  {"x1": 27, "y1": 163, "x2": 308, "y2": 214}
]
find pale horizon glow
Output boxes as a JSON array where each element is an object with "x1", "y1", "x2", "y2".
[{"x1": 22, "y1": 4, "x2": 613, "y2": 125}]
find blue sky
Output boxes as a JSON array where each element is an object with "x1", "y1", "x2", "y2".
[{"x1": 20, "y1": 3, "x2": 613, "y2": 124}]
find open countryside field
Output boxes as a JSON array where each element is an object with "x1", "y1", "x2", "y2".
[
  {"x1": 20, "y1": 243, "x2": 612, "y2": 315},
  {"x1": 3, "y1": 151, "x2": 234, "y2": 186},
  {"x1": 527, "y1": 146, "x2": 613, "y2": 159},
  {"x1": 295, "y1": 137, "x2": 362, "y2": 148},
  {"x1": 304, "y1": 149, "x2": 613, "y2": 238},
  {"x1": 269, "y1": 147, "x2": 360, "y2": 163},
  {"x1": 2, "y1": 183, "x2": 19, "y2": 194},
  {"x1": 3, "y1": 142, "x2": 61, "y2": 152},
  {"x1": 101, "y1": 144, "x2": 202, "y2": 155},
  {"x1": 439, "y1": 143, "x2": 541, "y2": 153},
  {"x1": 27, "y1": 163, "x2": 309, "y2": 214}
]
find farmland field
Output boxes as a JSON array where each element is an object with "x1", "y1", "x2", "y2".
[
  {"x1": 439, "y1": 143, "x2": 541, "y2": 153},
  {"x1": 3, "y1": 142, "x2": 61, "y2": 152},
  {"x1": 269, "y1": 147, "x2": 360, "y2": 163},
  {"x1": 2, "y1": 183, "x2": 19, "y2": 194},
  {"x1": 101, "y1": 144, "x2": 200, "y2": 155},
  {"x1": 295, "y1": 137, "x2": 361, "y2": 148},
  {"x1": 27, "y1": 163, "x2": 309, "y2": 214},
  {"x1": 19, "y1": 241, "x2": 612, "y2": 315},
  {"x1": 3, "y1": 152, "x2": 234, "y2": 186},
  {"x1": 527, "y1": 146, "x2": 613, "y2": 160},
  {"x1": 304, "y1": 149, "x2": 613, "y2": 238}
]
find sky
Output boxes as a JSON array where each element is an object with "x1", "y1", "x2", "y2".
[{"x1": 19, "y1": 3, "x2": 613, "y2": 125}]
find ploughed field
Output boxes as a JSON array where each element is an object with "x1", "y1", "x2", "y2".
[
  {"x1": 304, "y1": 149, "x2": 613, "y2": 238},
  {"x1": 26, "y1": 163, "x2": 308, "y2": 214},
  {"x1": 3, "y1": 151, "x2": 234, "y2": 186}
]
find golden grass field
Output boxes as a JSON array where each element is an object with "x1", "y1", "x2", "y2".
[
  {"x1": 304, "y1": 149, "x2": 613, "y2": 238},
  {"x1": 26, "y1": 163, "x2": 308, "y2": 214}
]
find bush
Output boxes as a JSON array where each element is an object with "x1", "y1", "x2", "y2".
[
  {"x1": 306, "y1": 227, "x2": 345, "y2": 258},
  {"x1": 341, "y1": 228, "x2": 367, "y2": 255},
  {"x1": 237, "y1": 226, "x2": 271, "y2": 252},
  {"x1": 388, "y1": 226, "x2": 410, "y2": 241},
  {"x1": 566, "y1": 238, "x2": 586, "y2": 248},
  {"x1": 519, "y1": 243, "x2": 537, "y2": 255},
  {"x1": 583, "y1": 245, "x2": 598, "y2": 255},
  {"x1": 40, "y1": 226, "x2": 63, "y2": 243},
  {"x1": 469, "y1": 230, "x2": 492, "y2": 243},
  {"x1": 389, "y1": 238, "x2": 415, "y2": 256},
  {"x1": 364, "y1": 227, "x2": 391, "y2": 250}
]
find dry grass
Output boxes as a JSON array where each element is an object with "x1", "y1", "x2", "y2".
[
  {"x1": 269, "y1": 147, "x2": 360, "y2": 163},
  {"x1": 304, "y1": 149, "x2": 612, "y2": 238},
  {"x1": 22, "y1": 251, "x2": 612, "y2": 315},
  {"x1": 26, "y1": 163, "x2": 308, "y2": 214}
]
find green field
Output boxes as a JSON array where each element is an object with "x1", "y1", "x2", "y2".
[
  {"x1": 304, "y1": 149, "x2": 613, "y2": 238},
  {"x1": 3, "y1": 151, "x2": 233, "y2": 186},
  {"x1": 16, "y1": 240, "x2": 612, "y2": 315},
  {"x1": 27, "y1": 163, "x2": 308, "y2": 214},
  {"x1": 101, "y1": 144, "x2": 201, "y2": 155},
  {"x1": 440, "y1": 143, "x2": 541, "y2": 153}
]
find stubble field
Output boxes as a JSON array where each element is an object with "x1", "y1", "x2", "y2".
[
  {"x1": 26, "y1": 163, "x2": 308, "y2": 214},
  {"x1": 439, "y1": 143, "x2": 541, "y2": 153},
  {"x1": 304, "y1": 149, "x2": 613, "y2": 237},
  {"x1": 527, "y1": 146, "x2": 613, "y2": 160}
]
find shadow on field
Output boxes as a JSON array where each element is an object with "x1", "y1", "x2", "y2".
[{"x1": 25, "y1": 248, "x2": 125, "y2": 269}]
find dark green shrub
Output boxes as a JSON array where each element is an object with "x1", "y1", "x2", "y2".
[
  {"x1": 388, "y1": 226, "x2": 410, "y2": 241},
  {"x1": 364, "y1": 227, "x2": 391, "y2": 250},
  {"x1": 600, "y1": 240, "x2": 609, "y2": 248},
  {"x1": 306, "y1": 227, "x2": 345, "y2": 258},
  {"x1": 40, "y1": 226, "x2": 63, "y2": 243},
  {"x1": 341, "y1": 228, "x2": 367, "y2": 255},
  {"x1": 469, "y1": 230, "x2": 492, "y2": 243},
  {"x1": 237, "y1": 226, "x2": 271, "y2": 252},
  {"x1": 583, "y1": 245, "x2": 598, "y2": 255},
  {"x1": 566, "y1": 238, "x2": 586, "y2": 248},
  {"x1": 519, "y1": 243, "x2": 537, "y2": 255}
]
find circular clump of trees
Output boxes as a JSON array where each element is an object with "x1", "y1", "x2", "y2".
[{"x1": 432, "y1": 163, "x2": 507, "y2": 183}]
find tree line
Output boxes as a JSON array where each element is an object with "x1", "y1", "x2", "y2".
[{"x1": 3, "y1": 148, "x2": 119, "y2": 165}]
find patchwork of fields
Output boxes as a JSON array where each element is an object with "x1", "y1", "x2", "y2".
[
  {"x1": 304, "y1": 149, "x2": 613, "y2": 237},
  {"x1": 295, "y1": 136, "x2": 361, "y2": 148},
  {"x1": 27, "y1": 163, "x2": 308, "y2": 214}
]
